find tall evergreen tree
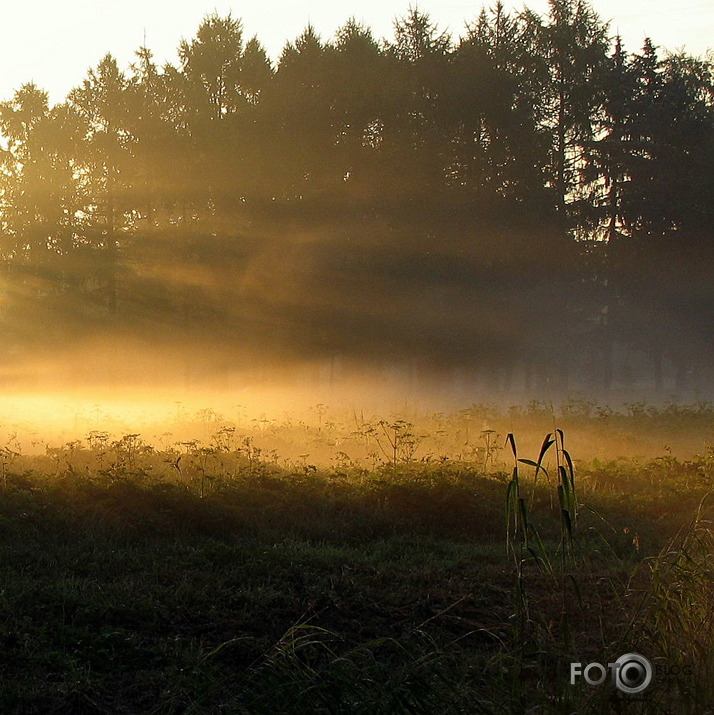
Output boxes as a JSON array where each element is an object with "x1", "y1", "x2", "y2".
[
  {"x1": 528, "y1": 0, "x2": 610, "y2": 225},
  {"x1": 69, "y1": 55, "x2": 134, "y2": 314},
  {"x1": 453, "y1": 3, "x2": 550, "y2": 203},
  {"x1": 383, "y1": 9, "x2": 453, "y2": 203}
]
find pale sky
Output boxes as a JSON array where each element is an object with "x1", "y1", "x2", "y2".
[{"x1": 6, "y1": 0, "x2": 713, "y2": 104}]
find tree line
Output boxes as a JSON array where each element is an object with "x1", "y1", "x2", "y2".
[{"x1": 1, "y1": 0, "x2": 712, "y2": 394}]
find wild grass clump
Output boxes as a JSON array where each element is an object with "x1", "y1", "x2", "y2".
[
  {"x1": 624, "y1": 503, "x2": 714, "y2": 713},
  {"x1": 234, "y1": 625, "x2": 488, "y2": 714},
  {"x1": 498, "y1": 427, "x2": 714, "y2": 713}
]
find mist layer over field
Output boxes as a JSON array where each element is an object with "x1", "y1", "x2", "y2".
[{"x1": 0, "y1": 341, "x2": 711, "y2": 466}]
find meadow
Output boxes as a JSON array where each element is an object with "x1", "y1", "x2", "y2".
[{"x1": 0, "y1": 399, "x2": 713, "y2": 713}]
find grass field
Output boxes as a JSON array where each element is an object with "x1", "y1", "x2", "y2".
[{"x1": 0, "y1": 400, "x2": 713, "y2": 713}]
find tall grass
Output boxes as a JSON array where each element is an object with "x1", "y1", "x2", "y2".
[{"x1": 621, "y1": 499, "x2": 714, "y2": 713}]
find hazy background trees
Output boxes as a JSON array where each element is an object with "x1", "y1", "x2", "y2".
[{"x1": 0, "y1": 0, "x2": 712, "y2": 398}]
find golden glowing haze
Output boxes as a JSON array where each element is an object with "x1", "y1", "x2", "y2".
[
  {"x1": 0, "y1": 0, "x2": 711, "y2": 440},
  {"x1": 7, "y1": 0, "x2": 713, "y2": 103}
]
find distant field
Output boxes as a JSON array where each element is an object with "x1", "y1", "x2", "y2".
[{"x1": 0, "y1": 402, "x2": 712, "y2": 712}]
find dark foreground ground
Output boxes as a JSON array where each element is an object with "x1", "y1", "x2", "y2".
[{"x1": 0, "y1": 429, "x2": 713, "y2": 713}]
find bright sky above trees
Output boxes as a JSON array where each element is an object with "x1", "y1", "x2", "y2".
[{"x1": 8, "y1": 0, "x2": 713, "y2": 103}]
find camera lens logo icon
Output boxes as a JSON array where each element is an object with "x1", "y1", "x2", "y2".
[{"x1": 613, "y1": 653, "x2": 653, "y2": 694}]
